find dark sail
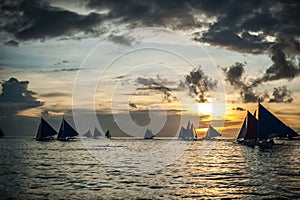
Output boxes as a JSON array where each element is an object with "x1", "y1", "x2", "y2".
[
  {"x1": 36, "y1": 118, "x2": 57, "y2": 141},
  {"x1": 244, "y1": 111, "x2": 257, "y2": 140},
  {"x1": 105, "y1": 130, "x2": 111, "y2": 139},
  {"x1": 144, "y1": 129, "x2": 154, "y2": 139},
  {"x1": 237, "y1": 117, "x2": 246, "y2": 140},
  {"x1": 57, "y1": 119, "x2": 79, "y2": 140},
  {"x1": 0, "y1": 128, "x2": 4, "y2": 137},
  {"x1": 258, "y1": 103, "x2": 298, "y2": 140}
]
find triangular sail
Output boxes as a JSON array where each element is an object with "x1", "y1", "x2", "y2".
[
  {"x1": 83, "y1": 130, "x2": 92, "y2": 138},
  {"x1": 244, "y1": 111, "x2": 257, "y2": 140},
  {"x1": 105, "y1": 130, "x2": 111, "y2": 139},
  {"x1": 144, "y1": 129, "x2": 154, "y2": 139},
  {"x1": 204, "y1": 125, "x2": 221, "y2": 139},
  {"x1": 58, "y1": 119, "x2": 79, "y2": 138},
  {"x1": 0, "y1": 128, "x2": 4, "y2": 137},
  {"x1": 258, "y1": 103, "x2": 298, "y2": 140},
  {"x1": 237, "y1": 117, "x2": 247, "y2": 139},
  {"x1": 93, "y1": 127, "x2": 102, "y2": 138},
  {"x1": 36, "y1": 118, "x2": 57, "y2": 140}
]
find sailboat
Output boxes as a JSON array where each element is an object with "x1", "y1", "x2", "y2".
[
  {"x1": 93, "y1": 127, "x2": 102, "y2": 139},
  {"x1": 178, "y1": 121, "x2": 196, "y2": 141},
  {"x1": 57, "y1": 118, "x2": 79, "y2": 141},
  {"x1": 105, "y1": 130, "x2": 111, "y2": 139},
  {"x1": 236, "y1": 111, "x2": 258, "y2": 146},
  {"x1": 83, "y1": 130, "x2": 92, "y2": 138},
  {"x1": 36, "y1": 118, "x2": 57, "y2": 141},
  {"x1": 0, "y1": 128, "x2": 4, "y2": 138},
  {"x1": 144, "y1": 128, "x2": 155, "y2": 139},
  {"x1": 237, "y1": 103, "x2": 299, "y2": 146},
  {"x1": 204, "y1": 125, "x2": 221, "y2": 140}
]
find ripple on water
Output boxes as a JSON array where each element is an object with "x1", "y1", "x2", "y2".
[{"x1": 1, "y1": 138, "x2": 300, "y2": 199}]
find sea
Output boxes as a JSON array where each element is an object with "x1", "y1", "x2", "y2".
[{"x1": 1, "y1": 137, "x2": 300, "y2": 199}]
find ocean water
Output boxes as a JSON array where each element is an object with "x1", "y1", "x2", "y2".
[{"x1": 1, "y1": 137, "x2": 300, "y2": 199}]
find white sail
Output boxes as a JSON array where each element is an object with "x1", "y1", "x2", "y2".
[
  {"x1": 179, "y1": 122, "x2": 195, "y2": 140},
  {"x1": 83, "y1": 130, "x2": 92, "y2": 138},
  {"x1": 204, "y1": 125, "x2": 221, "y2": 140}
]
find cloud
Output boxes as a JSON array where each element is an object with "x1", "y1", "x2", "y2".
[
  {"x1": 0, "y1": 0, "x2": 104, "y2": 41},
  {"x1": 222, "y1": 62, "x2": 262, "y2": 103},
  {"x1": 53, "y1": 68, "x2": 80, "y2": 72},
  {"x1": 0, "y1": 77, "x2": 43, "y2": 115},
  {"x1": 184, "y1": 66, "x2": 218, "y2": 103},
  {"x1": 135, "y1": 76, "x2": 177, "y2": 103},
  {"x1": 4, "y1": 39, "x2": 19, "y2": 46},
  {"x1": 223, "y1": 62, "x2": 294, "y2": 103},
  {"x1": 39, "y1": 92, "x2": 69, "y2": 98},
  {"x1": 108, "y1": 34, "x2": 137, "y2": 46},
  {"x1": 269, "y1": 86, "x2": 293, "y2": 103},
  {"x1": 232, "y1": 107, "x2": 246, "y2": 111},
  {"x1": 129, "y1": 103, "x2": 137, "y2": 108}
]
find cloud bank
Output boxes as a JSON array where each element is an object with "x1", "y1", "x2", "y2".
[{"x1": 0, "y1": 77, "x2": 43, "y2": 115}]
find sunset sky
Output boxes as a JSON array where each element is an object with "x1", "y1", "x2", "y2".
[{"x1": 0, "y1": 0, "x2": 299, "y2": 137}]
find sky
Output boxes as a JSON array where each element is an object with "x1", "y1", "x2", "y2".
[{"x1": 0, "y1": 0, "x2": 299, "y2": 137}]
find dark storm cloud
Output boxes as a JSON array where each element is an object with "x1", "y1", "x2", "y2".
[
  {"x1": 184, "y1": 67, "x2": 218, "y2": 103},
  {"x1": 0, "y1": 0, "x2": 104, "y2": 41},
  {"x1": 4, "y1": 39, "x2": 19, "y2": 46},
  {"x1": 135, "y1": 76, "x2": 177, "y2": 103},
  {"x1": 1, "y1": 0, "x2": 299, "y2": 85},
  {"x1": 223, "y1": 62, "x2": 294, "y2": 103},
  {"x1": 269, "y1": 86, "x2": 293, "y2": 103},
  {"x1": 108, "y1": 34, "x2": 137, "y2": 46},
  {"x1": 223, "y1": 62, "x2": 266, "y2": 103},
  {"x1": 0, "y1": 77, "x2": 43, "y2": 115}
]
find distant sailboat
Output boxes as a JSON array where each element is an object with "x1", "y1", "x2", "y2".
[
  {"x1": 93, "y1": 127, "x2": 102, "y2": 139},
  {"x1": 83, "y1": 130, "x2": 92, "y2": 138},
  {"x1": 0, "y1": 128, "x2": 4, "y2": 138},
  {"x1": 105, "y1": 130, "x2": 111, "y2": 139},
  {"x1": 57, "y1": 118, "x2": 79, "y2": 141},
  {"x1": 178, "y1": 121, "x2": 196, "y2": 141},
  {"x1": 144, "y1": 128, "x2": 154, "y2": 139},
  {"x1": 36, "y1": 118, "x2": 57, "y2": 141},
  {"x1": 204, "y1": 125, "x2": 221, "y2": 140},
  {"x1": 237, "y1": 103, "x2": 299, "y2": 146}
]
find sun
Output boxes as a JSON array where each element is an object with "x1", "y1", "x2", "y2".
[{"x1": 197, "y1": 103, "x2": 213, "y2": 115}]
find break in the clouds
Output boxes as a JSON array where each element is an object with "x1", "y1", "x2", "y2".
[
  {"x1": 0, "y1": 77, "x2": 43, "y2": 115},
  {"x1": 223, "y1": 62, "x2": 294, "y2": 103}
]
